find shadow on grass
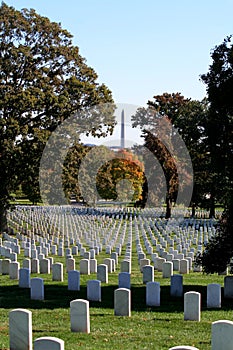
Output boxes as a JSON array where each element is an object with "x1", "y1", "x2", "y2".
[{"x1": 1, "y1": 283, "x2": 233, "y2": 313}]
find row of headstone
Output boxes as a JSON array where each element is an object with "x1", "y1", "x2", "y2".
[
  {"x1": 28, "y1": 275, "x2": 222, "y2": 311},
  {"x1": 0, "y1": 248, "x2": 226, "y2": 305},
  {"x1": 8, "y1": 307, "x2": 233, "y2": 349},
  {"x1": 3, "y1": 258, "x2": 222, "y2": 311},
  {"x1": 0, "y1": 256, "x2": 115, "y2": 280}
]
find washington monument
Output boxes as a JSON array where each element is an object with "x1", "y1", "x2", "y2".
[{"x1": 120, "y1": 109, "x2": 125, "y2": 149}]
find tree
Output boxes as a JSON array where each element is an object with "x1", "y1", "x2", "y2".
[
  {"x1": 62, "y1": 146, "x2": 145, "y2": 205},
  {"x1": 0, "y1": 3, "x2": 114, "y2": 230},
  {"x1": 143, "y1": 130, "x2": 178, "y2": 217},
  {"x1": 201, "y1": 35, "x2": 233, "y2": 214},
  {"x1": 96, "y1": 149, "x2": 145, "y2": 203},
  {"x1": 195, "y1": 36, "x2": 233, "y2": 273},
  {"x1": 62, "y1": 142, "x2": 91, "y2": 202},
  {"x1": 196, "y1": 196, "x2": 233, "y2": 274},
  {"x1": 21, "y1": 177, "x2": 41, "y2": 205},
  {"x1": 132, "y1": 93, "x2": 197, "y2": 217},
  {"x1": 167, "y1": 97, "x2": 211, "y2": 217}
]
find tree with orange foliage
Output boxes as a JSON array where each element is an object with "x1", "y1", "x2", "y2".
[
  {"x1": 132, "y1": 93, "x2": 196, "y2": 218},
  {"x1": 96, "y1": 149, "x2": 145, "y2": 203}
]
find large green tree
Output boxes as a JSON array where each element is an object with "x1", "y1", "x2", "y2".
[
  {"x1": 196, "y1": 36, "x2": 233, "y2": 273},
  {"x1": 62, "y1": 142, "x2": 91, "y2": 203},
  {"x1": 0, "y1": 3, "x2": 114, "y2": 231},
  {"x1": 201, "y1": 35, "x2": 233, "y2": 212}
]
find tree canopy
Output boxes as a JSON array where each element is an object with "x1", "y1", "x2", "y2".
[
  {"x1": 195, "y1": 35, "x2": 233, "y2": 273},
  {"x1": 0, "y1": 2, "x2": 114, "y2": 230},
  {"x1": 96, "y1": 149, "x2": 145, "y2": 203},
  {"x1": 201, "y1": 35, "x2": 233, "y2": 211},
  {"x1": 132, "y1": 93, "x2": 206, "y2": 217}
]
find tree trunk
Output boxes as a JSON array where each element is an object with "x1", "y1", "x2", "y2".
[
  {"x1": 191, "y1": 203, "x2": 196, "y2": 217},
  {"x1": 165, "y1": 196, "x2": 172, "y2": 219},
  {"x1": 209, "y1": 196, "x2": 215, "y2": 218},
  {"x1": 0, "y1": 205, "x2": 8, "y2": 233}
]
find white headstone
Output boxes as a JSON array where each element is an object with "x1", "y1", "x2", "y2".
[
  {"x1": 111, "y1": 252, "x2": 118, "y2": 265},
  {"x1": 40, "y1": 258, "x2": 50, "y2": 274},
  {"x1": 71, "y1": 246, "x2": 78, "y2": 256},
  {"x1": 157, "y1": 257, "x2": 166, "y2": 272},
  {"x1": 146, "y1": 281, "x2": 160, "y2": 306},
  {"x1": 184, "y1": 291, "x2": 201, "y2": 321},
  {"x1": 31, "y1": 258, "x2": 40, "y2": 274},
  {"x1": 143, "y1": 265, "x2": 154, "y2": 284},
  {"x1": 114, "y1": 288, "x2": 131, "y2": 316},
  {"x1": 83, "y1": 251, "x2": 90, "y2": 260},
  {"x1": 90, "y1": 259, "x2": 97, "y2": 273},
  {"x1": 169, "y1": 346, "x2": 199, "y2": 350},
  {"x1": 58, "y1": 247, "x2": 64, "y2": 257},
  {"x1": 103, "y1": 258, "x2": 113, "y2": 273},
  {"x1": 2, "y1": 258, "x2": 11, "y2": 275},
  {"x1": 52, "y1": 263, "x2": 64, "y2": 282},
  {"x1": 170, "y1": 275, "x2": 183, "y2": 297},
  {"x1": 34, "y1": 336, "x2": 64, "y2": 350},
  {"x1": 140, "y1": 258, "x2": 150, "y2": 273},
  {"x1": 97, "y1": 264, "x2": 108, "y2": 283},
  {"x1": 211, "y1": 320, "x2": 233, "y2": 350},
  {"x1": 10, "y1": 252, "x2": 18, "y2": 262},
  {"x1": 23, "y1": 258, "x2": 31, "y2": 271},
  {"x1": 70, "y1": 299, "x2": 90, "y2": 333},
  {"x1": 224, "y1": 276, "x2": 233, "y2": 298},
  {"x1": 68, "y1": 270, "x2": 80, "y2": 291},
  {"x1": 80, "y1": 259, "x2": 90, "y2": 275},
  {"x1": 24, "y1": 247, "x2": 31, "y2": 258},
  {"x1": 65, "y1": 248, "x2": 72, "y2": 257},
  {"x1": 31, "y1": 249, "x2": 38, "y2": 259},
  {"x1": 87, "y1": 280, "x2": 101, "y2": 301},
  {"x1": 90, "y1": 249, "x2": 95, "y2": 259},
  {"x1": 19, "y1": 268, "x2": 31, "y2": 288},
  {"x1": 162, "y1": 261, "x2": 173, "y2": 278},
  {"x1": 172, "y1": 259, "x2": 180, "y2": 271},
  {"x1": 180, "y1": 259, "x2": 189, "y2": 274},
  {"x1": 38, "y1": 253, "x2": 45, "y2": 260},
  {"x1": 9, "y1": 308, "x2": 32, "y2": 350},
  {"x1": 66, "y1": 258, "x2": 75, "y2": 272},
  {"x1": 51, "y1": 245, "x2": 57, "y2": 255},
  {"x1": 207, "y1": 283, "x2": 221, "y2": 308},
  {"x1": 121, "y1": 260, "x2": 131, "y2": 273},
  {"x1": 9, "y1": 261, "x2": 20, "y2": 280},
  {"x1": 118, "y1": 272, "x2": 131, "y2": 289},
  {"x1": 31, "y1": 278, "x2": 44, "y2": 300}
]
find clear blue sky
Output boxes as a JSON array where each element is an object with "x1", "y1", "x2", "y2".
[{"x1": 4, "y1": 0, "x2": 233, "y2": 107}]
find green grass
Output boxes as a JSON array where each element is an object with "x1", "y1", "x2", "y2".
[{"x1": 0, "y1": 234, "x2": 232, "y2": 349}]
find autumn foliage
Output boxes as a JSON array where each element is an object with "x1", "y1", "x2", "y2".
[{"x1": 96, "y1": 149, "x2": 145, "y2": 202}]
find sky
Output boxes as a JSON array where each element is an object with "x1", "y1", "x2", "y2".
[{"x1": 4, "y1": 0, "x2": 233, "y2": 145}]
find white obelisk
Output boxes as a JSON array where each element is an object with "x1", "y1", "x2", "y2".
[{"x1": 121, "y1": 109, "x2": 125, "y2": 149}]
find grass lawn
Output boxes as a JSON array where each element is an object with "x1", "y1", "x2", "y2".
[{"x1": 0, "y1": 233, "x2": 232, "y2": 349}]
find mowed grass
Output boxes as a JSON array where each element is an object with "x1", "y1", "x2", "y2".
[{"x1": 0, "y1": 235, "x2": 232, "y2": 349}]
